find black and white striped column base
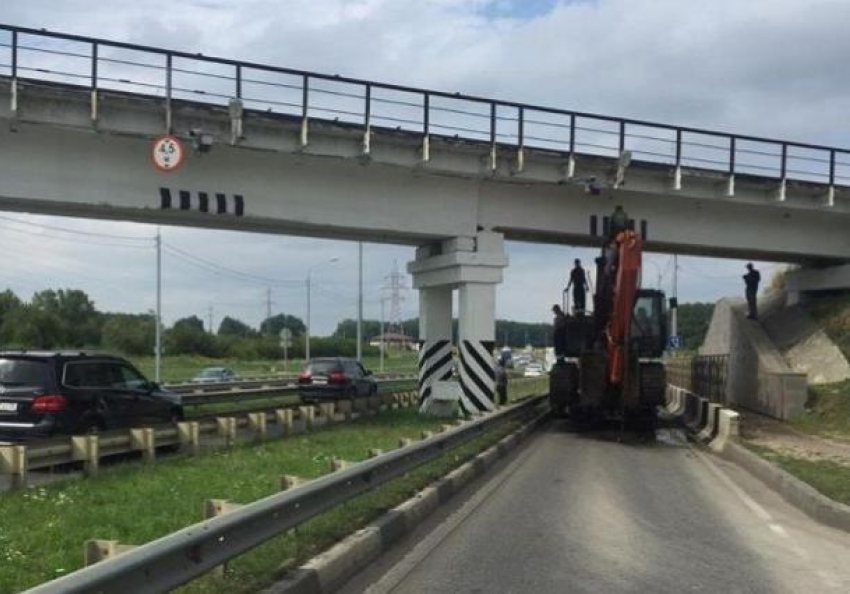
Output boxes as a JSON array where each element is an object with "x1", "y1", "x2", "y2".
[
  {"x1": 418, "y1": 339, "x2": 454, "y2": 405},
  {"x1": 458, "y1": 339, "x2": 496, "y2": 414}
]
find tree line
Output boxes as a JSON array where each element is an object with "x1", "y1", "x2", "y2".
[{"x1": 0, "y1": 288, "x2": 716, "y2": 358}]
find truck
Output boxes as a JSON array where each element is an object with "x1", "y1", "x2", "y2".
[{"x1": 549, "y1": 206, "x2": 667, "y2": 429}]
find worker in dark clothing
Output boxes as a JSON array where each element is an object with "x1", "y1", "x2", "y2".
[
  {"x1": 743, "y1": 263, "x2": 761, "y2": 320},
  {"x1": 565, "y1": 259, "x2": 591, "y2": 315},
  {"x1": 552, "y1": 304, "x2": 568, "y2": 359},
  {"x1": 494, "y1": 354, "x2": 509, "y2": 406}
]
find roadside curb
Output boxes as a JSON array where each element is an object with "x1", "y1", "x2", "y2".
[
  {"x1": 718, "y1": 440, "x2": 850, "y2": 533},
  {"x1": 262, "y1": 406, "x2": 549, "y2": 594},
  {"x1": 667, "y1": 384, "x2": 850, "y2": 533}
]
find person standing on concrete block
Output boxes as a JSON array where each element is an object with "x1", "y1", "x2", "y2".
[
  {"x1": 566, "y1": 259, "x2": 591, "y2": 314},
  {"x1": 743, "y1": 263, "x2": 761, "y2": 320}
]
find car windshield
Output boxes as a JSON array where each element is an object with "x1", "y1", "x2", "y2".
[
  {"x1": 0, "y1": 358, "x2": 48, "y2": 386},
  {"x1": 307, "y1": 360, "x2": 341, "y2": 375}
]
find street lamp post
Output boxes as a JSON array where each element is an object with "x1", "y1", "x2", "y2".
[{"x1": 305, "y1": 257, "x2": 339, "y2": 362}]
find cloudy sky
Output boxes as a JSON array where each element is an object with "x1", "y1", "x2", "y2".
[{"x1": 2, "y1": 0, "x2": 844, "y2": 334}]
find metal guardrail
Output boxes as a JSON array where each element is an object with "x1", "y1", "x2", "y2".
[
  {"x1": 0, "y1": 388, "x2": 421, "y2": 489},
  {"x1": 177, "y1": 377, "x2": 415, "y2": 406},
  {"x1": 0, "y1": 24, "x2": 848, "y2": 188},
  {"x1": 25, "y1": 393, "x2": 547, "y2": 593},
  {"x1": 165, "y1": 373, "x2": 416, "y2": 394}
]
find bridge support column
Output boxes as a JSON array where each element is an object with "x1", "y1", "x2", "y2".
[
  {"x1": 458, "y1": 282, "x2": 497, "y2": 413},
  {"x1": 408, "y1": 231, "x2": 508, "y2": 415},
  {"x1": 417, "y1": 287, "x2": 453, "y2": 405}
]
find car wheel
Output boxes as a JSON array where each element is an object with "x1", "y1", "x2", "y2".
[{"x1": 170, "y1": 407, "x2": 185, "y2": 424}]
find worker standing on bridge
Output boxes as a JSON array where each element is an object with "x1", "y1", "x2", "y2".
[
  {"x1": 565, "y1": 259, "x2": 591, "y2": 314},
  {"x1": 743, "y1": 263, "x2": 761, "y2": 320}
]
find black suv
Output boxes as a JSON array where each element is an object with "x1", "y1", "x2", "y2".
[
  {"x1": 0, "y1": 352, "x2": 183, "y2": 441},
  {"x1": 298, "y1": 357, "x2": 378, "y2": 402}
]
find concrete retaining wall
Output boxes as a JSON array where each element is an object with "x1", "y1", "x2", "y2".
[{"x1": 700, "y1": 298, "x2": 807, "y2": 420}]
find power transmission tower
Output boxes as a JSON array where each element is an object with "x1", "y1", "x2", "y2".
[
  {"x1": 207, "y1": 304, "x2": 214, "y2": 334},
  {"x1": 382, "y1": 260, "x2": 408, "y2": 340}
]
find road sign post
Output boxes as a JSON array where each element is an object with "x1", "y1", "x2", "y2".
[{"x1": 668, "y1": 335, "x2": 683, "y2": 350}]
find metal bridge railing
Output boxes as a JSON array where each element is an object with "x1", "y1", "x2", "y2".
[
  {"x1": 665, "y1": 354, "x2": 729, "y2": 405},
  {"x1": 1, "y1": 24, "x2": 849, "y2": 189}
]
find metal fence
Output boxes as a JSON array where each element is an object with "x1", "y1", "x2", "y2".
[
  {"x1": 1, "y1": 23, "x2": 849, "y2": 187},
  {"x1": 665, "y1": 355, "x2": 729, "y2": 405}
]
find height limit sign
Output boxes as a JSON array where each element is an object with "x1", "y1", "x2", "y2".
[{"x1": 151, "y1": 135, "x2": 185, "y2": 172}]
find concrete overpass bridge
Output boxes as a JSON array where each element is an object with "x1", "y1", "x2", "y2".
[{"x1": 0, "y1": 24, "x2": 848, "y2": 410}]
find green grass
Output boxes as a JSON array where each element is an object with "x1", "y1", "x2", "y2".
[
  {"x1": 805, "y1": 294, "x2": 850, "y2": 361},
  {"x1": 0, "y1": 380, "x2": 545, "y2": 593},
  {"x1": 791, "y1": 380, "x2": 850, "y2": 441},
  {"x1": 745, "y1": 444, "x2": 850, "y2": 506},
  {"x1": 130, "y1": 353, "x2": 419, "y2": 384}
]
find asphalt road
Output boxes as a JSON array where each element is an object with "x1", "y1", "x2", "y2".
[{"x1": 341, "y1": 421, "x2": 850, "y2": 593}]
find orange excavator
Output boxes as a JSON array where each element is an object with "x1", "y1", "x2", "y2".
[{"x1": 550, "y1": 206, "x2": 667, "y2": 429}]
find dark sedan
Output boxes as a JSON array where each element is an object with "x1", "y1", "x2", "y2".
[
  {"x1": 0, "y1": 352, "x2": 183, "y2": 441},
  {"x1": 298, "y1": 357, "x2": 377, "y2": 403}
]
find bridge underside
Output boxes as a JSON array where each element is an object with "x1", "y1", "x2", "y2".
[{"x1": 0, "y1": 78, "x2": 847, "y2": 264}]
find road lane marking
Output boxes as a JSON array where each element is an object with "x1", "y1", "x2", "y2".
[
  {"x1": 689, "y1": 445, "x2": 843, "y2": 589},
  {"x1": 364, "y1": 438, "x2": 540, "y2": 594}
]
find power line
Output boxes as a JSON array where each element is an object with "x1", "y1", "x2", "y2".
[
  {"x1": 163, "y1": 243, "x2": 304, "y2": 288},
  {"x1": 0, "y1": 214, "x2": 154, "y2": 242},
  {"x1": 0, "y1": 222, "x2": 153, "y2": 249}
]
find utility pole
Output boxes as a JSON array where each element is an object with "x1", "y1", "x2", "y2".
[
  {"x1": 265, "y1": 287, "x2": 272, "y2": 326},
  {"x1": 155, "y1": 228, "x2": 162, "y2": 383},
  {"x1": 671, "y1": 254, "x2": 679, "y2": 338},
  {"x1": 305, "y1": 257, "x2": 339, "y2": 362},
  {"x1": 207, "y1": 304, "x2": 214, "y2": 334},
  {"x1": 305, "y1": 276, "x2": 311, "y2": 362},
  {"x1": 357, "y1": 242, "x2": 363, "y2": 362},
  {"x1": 379, "y1": 297, "x2": 386, "y2": 373}
]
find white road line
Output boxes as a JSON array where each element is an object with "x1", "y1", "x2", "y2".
[
  {"x1": 690, "y1": 444, "x2": 841, "y2": 588},
  {"x1": 364, "y1": 440, "x2": 539, "y2": 594}
]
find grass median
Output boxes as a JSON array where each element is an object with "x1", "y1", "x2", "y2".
[
  {"x1": 0, "y1": 379, "x2": 546, "y2": 593},
  {"x1": 744, "y1": 443, "x2": 850, "y2": 507}
]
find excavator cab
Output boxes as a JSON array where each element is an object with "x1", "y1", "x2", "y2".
[{"x1": 631, "y1": 289, "x2": 667, "y2": 358}]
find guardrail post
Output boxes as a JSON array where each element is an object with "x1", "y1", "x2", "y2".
[
  {"x1": 331, "y1": 458, "x2": 352, "y2": 472},
  {"x1": 71, "y1": 434, "x2": 100, "y2": 478},
  {"x1": 275, "y1": 408, "x2": 293, "y2": 435},
  {"x1": 248, "y1": 412, "x2": 267, "y2": 439},
  {"x1": 398, "y1": 437, "x2": 413, "y2": 448},
  {"x1": 177, "y1": 421, "x2": 200, "y2": 456},
  {"x1": 203, "y1": 499, "x2": 245, "y2": 576},
  {"x1": 319, "y1": 403, "x2": 334, "y2": 424},
  {"x1": 421, "y1": 430, "x2": 434, "y2": 440},
  {"x1": 337, "y1": 399, "x2": 353, "y2": 421},
  {"x1": 130, "y1": 428, "x2": 156, "y2": 464},
  {"x1": 216, "y1": 417, "x2": 237, "y2": 447},
  {"x1": 279, "y1": 474, "x2": 305, "y2": 491},
  {"x1": 368, "y1": 448, "x2": 384, "y2": 458},
  {"x1": 0, "y1": 443, "x2": 27, "y2": 490},
  {"x1": 85, "y1": 539, "x2": 138, "y2": 567},
  {"x1": 300, "y1": 405, "x2": 315, "y2": 430}
]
